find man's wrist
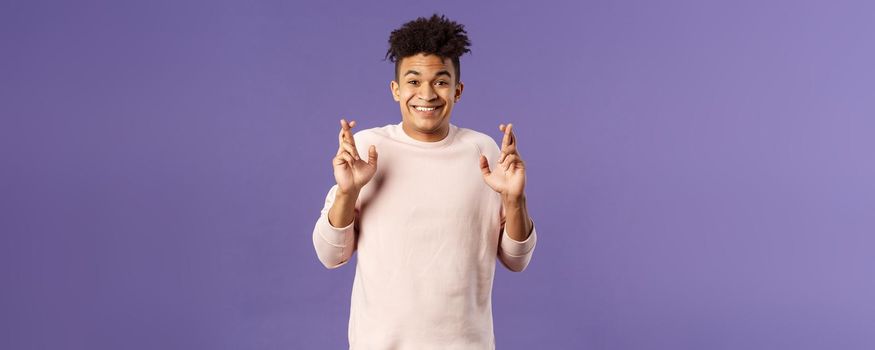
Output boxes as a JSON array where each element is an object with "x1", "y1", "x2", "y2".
[
  {"x1": 336, "y1": 187, "x2": 361, "y2": 200},
  {"x1": 502, "y1": 192, "x2": 526, "y2": 208}
]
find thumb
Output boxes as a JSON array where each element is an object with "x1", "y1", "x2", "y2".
[
  {"x1": 368, "y1": 145, "x2": 378, "y2": 165},
  {"x1": 479, "y1": 154, "x2": 492, "y2": 177}
]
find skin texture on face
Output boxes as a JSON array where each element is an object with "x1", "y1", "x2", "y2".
[{"x1": 390, "y1": 53, "x2": 464, "y2": 142}]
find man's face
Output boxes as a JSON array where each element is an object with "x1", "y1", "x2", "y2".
[{"x1": 390, "y1": 53, "x2": 464, "y2": 142}]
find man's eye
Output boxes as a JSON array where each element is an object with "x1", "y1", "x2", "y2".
[
  {"x1": 408, "y1": 81, "x2": 419, "y2": 85},
  {"x1": 436, "y1": 81, "x2": 447, "y2": 86}
]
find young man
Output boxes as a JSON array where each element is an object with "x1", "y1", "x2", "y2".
[{"x1": 312, "y1": 14, "x2": 538, "y2": 349}]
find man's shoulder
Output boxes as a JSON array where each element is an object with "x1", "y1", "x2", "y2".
[
  {"x1": 455, "y1": 125, "x2": 500, "y2": 152},
  {"x1": 352, "y1": 124, "x2": 394, "y2": 144}
]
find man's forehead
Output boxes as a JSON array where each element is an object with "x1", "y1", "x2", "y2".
[{"x1": 400, "y1": 54, "x2": 454, "y2": 74}]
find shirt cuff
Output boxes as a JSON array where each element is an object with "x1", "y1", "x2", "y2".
[
  {"x1": 316, "y1": 213, "x2": 355, "y2": 247},
  {"x1": 500, "y1": 222, "x2": 538, "y2": 257}
]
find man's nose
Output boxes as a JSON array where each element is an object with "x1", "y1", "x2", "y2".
[{"x1": 417, "y1": 84, "x2": 437, "y2": 101}]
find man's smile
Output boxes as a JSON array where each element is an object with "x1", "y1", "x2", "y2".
[
  {"x1": 411, "y1": 104, "x2": 443, "y2": 111},
  {"x1": 410, "y1": 104, "x2": 444, "y2": 116}
]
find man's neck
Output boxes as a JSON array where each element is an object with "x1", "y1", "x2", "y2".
[{"x1": 401, "y1": 121, "x2": 449, "y2": 142}]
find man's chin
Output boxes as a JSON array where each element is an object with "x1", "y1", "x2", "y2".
[{"x1": 411, "y1": 118, "x2": 446, "y2": 132}]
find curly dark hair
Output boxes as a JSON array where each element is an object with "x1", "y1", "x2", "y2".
[{"x1": 385, "y1": 14, "x2": 471, "y2": 83}]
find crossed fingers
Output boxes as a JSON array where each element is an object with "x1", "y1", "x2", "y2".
[
  {"x1": 499, "y1": 123, "x2": 521, "y2": 171},
  {"x1": 337, "y1": 119, "x2": 360, "y2": 163}
]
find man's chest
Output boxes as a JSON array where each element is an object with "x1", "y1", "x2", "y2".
[{"x1": 358, "y1": 146, "x2": 496, "y2": 217}]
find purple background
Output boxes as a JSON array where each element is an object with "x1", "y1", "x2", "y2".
[{"x1": 2, "y1": 0, "x2": 874, "y2": 349}]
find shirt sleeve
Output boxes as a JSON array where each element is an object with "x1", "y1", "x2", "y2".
[
  {"x1": 497, "y1": 214, "x2": 538, "y2": 272},
  {"x1": 312, "y1": 184, "x2": 358, "y2": 269}
]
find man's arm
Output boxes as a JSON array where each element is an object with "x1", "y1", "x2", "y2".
[
  {"x1": 328, "y1": 188, "x2": 359, "y2": 228},
  {"x1": 312, "y1": 185, "x2": 358, "y2": 269},
  {"x1": 503, "y1": 194, "x2": 533, "y2": 242},
  {"x1": 480, "y1": 123, "x2": 538, "y2": 272},
  {"x1": 312, "y1": 119, "x2": 378, "y2": 269},
  {"x1": 497, "y1": 194, "x2": 538, "y2": 272}
]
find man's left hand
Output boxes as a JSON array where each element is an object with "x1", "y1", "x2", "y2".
[{"x1": 479, "y1": 123, "x2": 526, "y2": 200}]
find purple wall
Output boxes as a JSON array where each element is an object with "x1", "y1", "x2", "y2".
[{"x1": 2, "y1": 0, "x2": 874, "y2": 349}]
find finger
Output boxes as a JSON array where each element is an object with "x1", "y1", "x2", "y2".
[
  {"x1": 338, "y1": 122, "x2": 346, "y2": 148},
  {"x1": 341, "y1": 141, "x2": 359, "y2": 160},
  {"x1": 339, "y1": 119, "x2": 352, "y2": 148},
  {"x1": 367, "y1": 145, "x2": 378, "y2": 165},
  {"x1": 344, "y1": 131, "x2": 360, "y2": 159},
  {"x1": 346, "y1": 128, "x2": 357, "y2": 148},
  {"x1": 501, "y1": 154, "x2": 517, "y2": 171},
  {"x1": 333, "y1": 154, "x2": 345, "y2": 166},
  {"x1": 342, "y1": 121, "x2": 357, "y2": 147},
  {"x1": 498, "y1": 123, "x2": 509, "y2": 163},
  {"x1": 337, "y1": 137, "x2": 356, "y2": 159},
  {"x1": 341, "y1": 119, "x2": 356, "y2": 141},
  {"x1": 500, "y1": 143, "x2": 518, "y2": 163},
  {"x1": 333, "y1": 153, "x2": 350, "y2": 167},
  {"x1": 500, "y1": 123, "x2": 511, "y2": 148},
  {"x1": 506, "y1": 123, "x2": 515, "y2": 146},
  {"x1": 479, "y1": 154, "x2": 492, "y2": 177},
  {"x1": 503, "y1": 144, "x2": 517, "y2": 155},
  {"x1": 502, "y1": 154, "x2": 519, "y2": 171},
  {"x1": 339, "y1": 151, "x2": 354, "y2": 165}
]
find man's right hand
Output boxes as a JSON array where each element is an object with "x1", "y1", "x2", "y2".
[{"x1": 333, "y1": 119, "x2": 378, "y2": 196}]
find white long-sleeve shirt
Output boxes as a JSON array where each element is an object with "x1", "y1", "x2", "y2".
[{"x1": 312, "y1": 122, "x2": 538, "y2": 349}]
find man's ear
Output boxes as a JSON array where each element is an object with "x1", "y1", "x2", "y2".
[
  {"x1": 390, "y1": 80, "x2": 400, "y2": 102},
  {"x1": 455, "y1": 81, "x2": 464, "y2": 102}
]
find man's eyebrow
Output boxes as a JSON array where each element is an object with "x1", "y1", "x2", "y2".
[
  {"x1": 402, "y1": 70, "x2": 453, "y2": 78},
  {"x1": 434, "y1": 70, "x2": 452, "y2": 78}
]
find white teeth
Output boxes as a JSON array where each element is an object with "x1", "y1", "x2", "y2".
[{"x1": 414, "y1": 106, "x2": 438, "y2": 111}]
